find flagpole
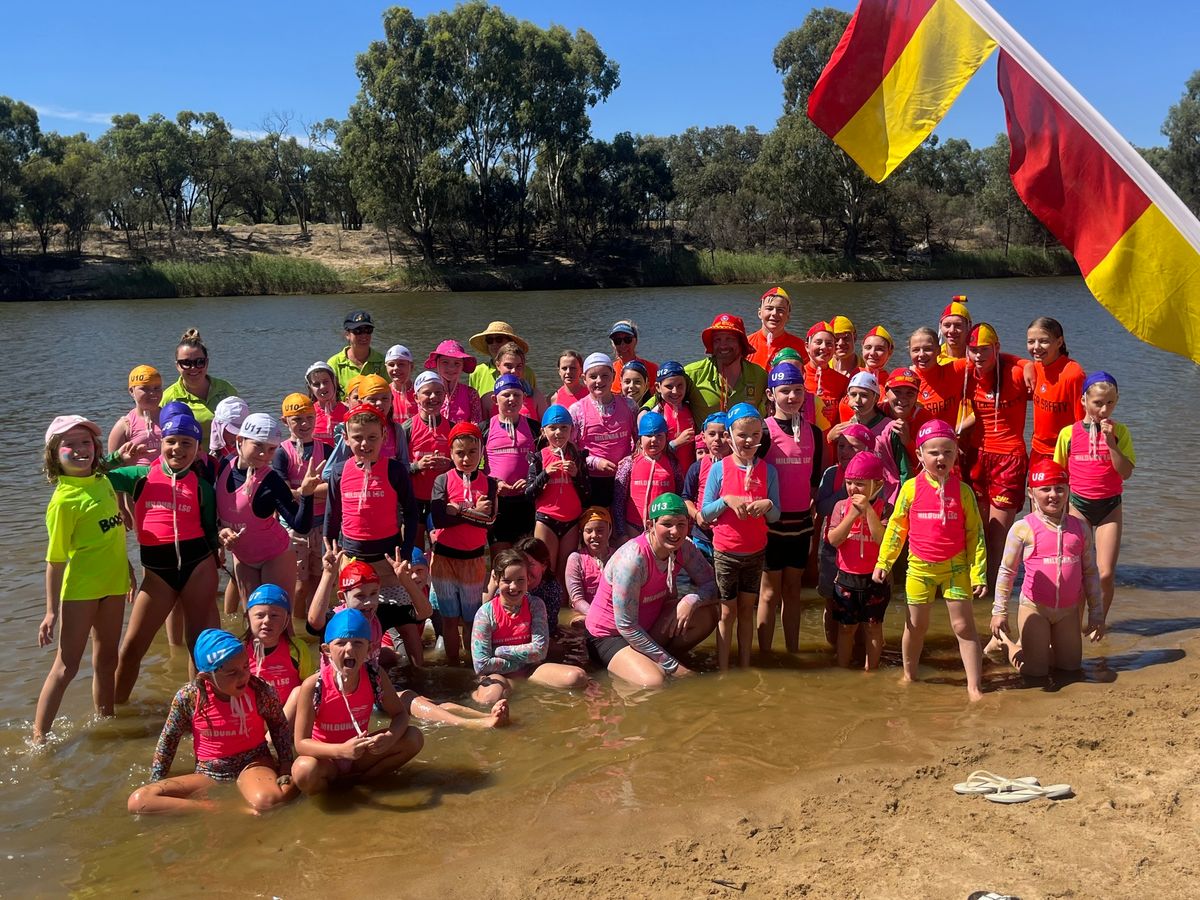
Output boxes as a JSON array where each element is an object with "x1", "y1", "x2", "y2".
[{"x1": 955, "y1": 0, "x2": 1200, "y2": 255}]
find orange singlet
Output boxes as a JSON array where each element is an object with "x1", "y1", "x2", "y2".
[{"x1": 1030, "y1": 355, "x2": 1085, "y2": 459}]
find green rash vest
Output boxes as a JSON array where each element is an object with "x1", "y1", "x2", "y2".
[
  {"x1": 44, "y1": 474, "x2": 130, "y2": 601},
  {"x1": 327, "y1": 347, "x2": 386, "y2": 394},
  {"x1": 683, "y1": 357, "x2": 768, "y2": 423},
  {"x1": 162, "y1": 376, "x2": 239, "y2": 444}
]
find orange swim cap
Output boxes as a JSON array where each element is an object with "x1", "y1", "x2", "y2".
[
  {"x1": 128, "y1": 365, "x2": 161, "y2": 388},
  {"x1": 357, "y1": 374, "x2": 390, "y2": 398},
  {"x1": 281, "y1": 392, "x2": 315, "y2": 417}
]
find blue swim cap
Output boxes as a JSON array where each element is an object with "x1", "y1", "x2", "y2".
[
  {"x1": 623, "y1": 359, "x2": 648, "y2": 378},
  {"x1": 410, "y1": 547, "x2": 428, "y2": 567},
  {"x1": 658, "y1": 360, "x2": 685, "y2": 380},
  {"x1": 769, "y1": 362, "x2": 805, "y2": 388},
  {"x1": 326, "y1": 608, "x2": 372, "y2": 642},
  {"x1": 159, "y1": 401, "x2": 192, "y2": 424},
  {"x1": 541, "y1": 404, "x2": 572, "y2": 427},
  {"x1": 702, "y1": 412, "x2": 727, "y2": 430},
  {"x1": 726, "y1": 402, "x2": 762, "y2": 424},
  {"x1": 193, "y1": 629, "x2": 245, "y2": 672},
  {"x1": 1083, "y1": 370, "x2": 1118, "y2": 394},
  {"x1": 161, "y1": 414, "x2": 202, "y2": 442},
  {"x1": 638, "y1": 411, "x2": 668, "y2": 436},
  {"x1": 247, "y1": 583, "x2": 290, "y2": 610},
  {"x1": 493, "y1": 373, "x2": 529, "y2": 395}
]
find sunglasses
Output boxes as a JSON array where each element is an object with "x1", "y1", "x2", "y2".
[
  {"x1": 176, "y1": 358, "x2": 208, "y2": 369},
  {"x1": 350, "y1": 326, "x2": 374, "y2": 335},
  {"x1": 611, "y1": 335, "x2": 634, "y2": 345},
  {"x1": 486, "y1": 335, "x2": 508, "y2": 344}
]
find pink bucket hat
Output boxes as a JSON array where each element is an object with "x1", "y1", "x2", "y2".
[
  {"x1": 45, "y1": 415, "x2": 101, "y2": 446},
  {"x1": 424, "y1": 339, "x2": 478, "y2": 374},
  {"x1": 916, "y1": 419, "x2": 957, "y2": 447}
]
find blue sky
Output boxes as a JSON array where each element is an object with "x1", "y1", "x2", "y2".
[{"x1": 3, "y1": 1, "x2": 1196, "y2": 150}]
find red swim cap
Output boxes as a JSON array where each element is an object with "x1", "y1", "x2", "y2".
[
  {"x1": 448, "y1": 422, "x2": 483, "y2": 444},
  {"x1": 1028, "y1": 459, "x2": 1068, "y2": 487},
  {"x1": 339, "y1": 560, "x2": 380, "y2": 592}
]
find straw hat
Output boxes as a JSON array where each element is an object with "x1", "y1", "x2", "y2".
[{"x1": 469, "y1": 321, "x2": 530, "y2": 355}]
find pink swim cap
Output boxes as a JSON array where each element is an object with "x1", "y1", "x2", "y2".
[
  {"x1": 916, "y1": 419, "x2": 957, "y2": 447},
  {"x1": 839, "y1": 423, "x2": 873, "y2": 448},
  {"x1": 844, "y1": 451, "x2": 884, "y2": 482}
]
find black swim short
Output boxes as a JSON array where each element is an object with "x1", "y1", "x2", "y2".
[
  {"x1": 1070, "y1": 493, "x2": 1122, "y2": 528},
  {"x1": 588, "y1": 475, "x2": 615, "y2": 508},
  {"x1": 491, "y1": 494, "x2": 535, "y2": 544},
  {"x1": 535, "y1": 511, "x2": 576, "y2": 540},
  {"x1": 713, "y1": 549, "x2": 766, "y2": 600},
  {"x1": 141, "y1": 537, "x2": 215, "y2": 593},
  {"x1": 831, "y1": 571, "x2": 891, "y2": 626},
  {"x1": 338, "y1": 532, "x2": 402, "y2": 563},
  {"x1": 377, "y1": 602, "x2": 424, "y2": 630},
  {"x1": 585, "y1": 631, "x2": 630, "y2": 668}
]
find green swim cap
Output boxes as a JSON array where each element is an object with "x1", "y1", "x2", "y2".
[
  {"x1": 771, "y1": 347, "x2": 803, "y2": 366},
  {"x1": 647, "y1": 492, "x2": 687, "y2": 520}
]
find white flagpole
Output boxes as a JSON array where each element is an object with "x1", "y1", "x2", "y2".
[{"x1": 955, "y1": 0, "x2": 1200, "y2": 255}]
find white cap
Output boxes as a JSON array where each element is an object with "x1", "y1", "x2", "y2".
[
  {"x1": 305, "y1": 361, "x2": 335, "y2": 380},
  {"x1": 583, "y1": 352, "x2": 614, "y2": 373},
  {"x1": 45, "y1": 415, "x2": 101, "y2": 446},
  {"x1": 413, "y1": 370, "x2": 445, "y2": 392},
  {"x1": 385, "y1": 344, "x2": 413, "y2": 363},
  {"x1": 848, "y1": 372, "x2": 880, "y2": 395},
  {"x1": 237, "y1": 413, "x2": 283, "y2": 445}
]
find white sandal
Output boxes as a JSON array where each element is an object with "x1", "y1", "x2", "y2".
[{"x1": 953, "y1": 770, "x2": 1041, "y2": 795}]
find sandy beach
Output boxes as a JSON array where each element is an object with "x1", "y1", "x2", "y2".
[{"x1": 393, "y1": 634, "x2": 1198, "y2": 900}]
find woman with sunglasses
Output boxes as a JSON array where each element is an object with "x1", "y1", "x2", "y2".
[
  {"x1": 161, "y1": 328, "x2": 239, "y2": 446},
  {"x1": 327, "y1": 309, "x2": 386, "y2": 394},
  {"x1": 610, "y1": 320, "x2": 657, "y2": 394}
]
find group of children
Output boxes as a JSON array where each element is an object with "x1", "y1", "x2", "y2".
[{"x1": 34, "y1": 291, "x2": 1134, "y2": 812}]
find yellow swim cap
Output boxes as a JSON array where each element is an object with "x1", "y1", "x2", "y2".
[
  {"x1": 281, "y1": 392, "x2": 315, "y2": 417},
  {"x1": 761, "y1": 286, "x2": 790, "y2": 305},
  {"x1": 969, "y1": 323, "x2": 1000, "y2": 348},
  {"x1": 345, "y1": 375, "x2": 365, "y2": 399},
  {"x1": 128, "y1": 365, "x2": 161, "y2": 388},
  {"x1": 829, "y1": 315, "x2": 855, "y2": 335}
]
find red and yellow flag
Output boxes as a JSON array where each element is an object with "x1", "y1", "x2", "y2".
[
  {"x1": 998, "y1": 53, "x2": 1200, "y2": 364},
  {"x1": 807, "y1": 0, "x2": 995, "y2": 181}
]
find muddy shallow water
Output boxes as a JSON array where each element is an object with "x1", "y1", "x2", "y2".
[{"x1": 1, "y1": 279, "x2": 1197, "y2": 893}]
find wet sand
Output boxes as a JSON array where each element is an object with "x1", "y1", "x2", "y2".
[{"x1": 392, "y1": 634, "x2": 1199, "y2": 900}]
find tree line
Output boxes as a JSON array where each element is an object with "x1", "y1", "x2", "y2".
[{"x1": 1, "y1": 4, "x2": 1197, "y2": 265}]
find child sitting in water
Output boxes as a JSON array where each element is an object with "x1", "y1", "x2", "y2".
[
  {"x1": 291, "y1": 609, "x2": 425, "y2": 795},
  {"x1": 1053, "y1": 371, "x2": 1135, "y2": 618},
  {"x1": 565, "y1": 508, "x2": 614, "y2": 622},
  {"x1": 989, "y1": 460, "x2": 1105, "y2": 677},
  {"x1": 827, "y1": 452, "x2": 891, "y2": 670},
  {"x1": 308, "y1": 557, "x2": 385, "y2": 665},
  {"x1": 873, "y1": 420, "x2": 987, "y2": 701},
  {"x1": 127, "y1": 629, "x2": 297, "y2": 814},
  {"x1": 471, "y1": 551, "x2": 589, "y2": 707},
  {"x1": 242, "y1": 584, "x2": 313, "y2": 720}
]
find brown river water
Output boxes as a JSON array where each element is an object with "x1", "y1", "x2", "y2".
[{"x1": 1, "y1": 279, "x2": 1197, "y2": 894}]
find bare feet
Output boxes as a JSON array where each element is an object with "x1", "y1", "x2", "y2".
[
  {"x1": 982, "y1": 635, "x2": 1007, "y2": 662},
  {"x1": 968, "y1": 687, "x2": 984, "y2": 702}
]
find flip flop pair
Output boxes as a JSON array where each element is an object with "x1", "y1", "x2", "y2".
[{"x1": 953, "y1": 770, "x2": 1072, "y2": 803}]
